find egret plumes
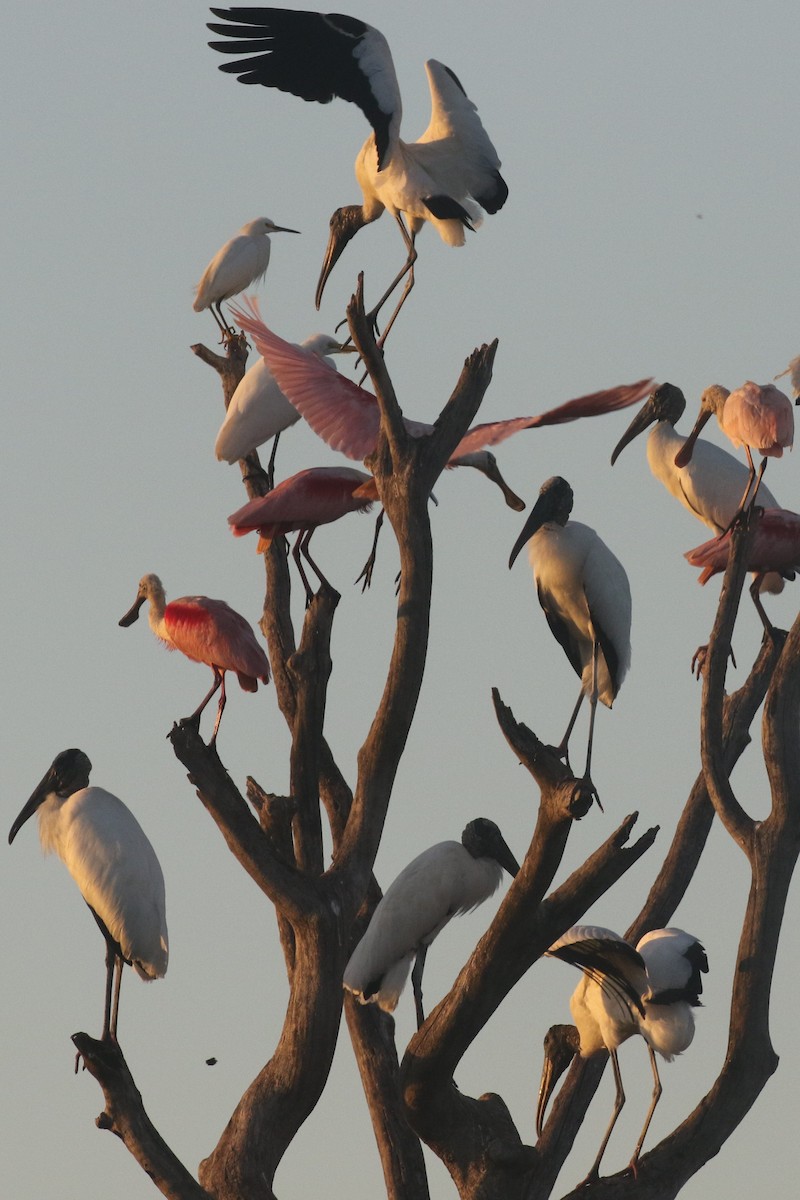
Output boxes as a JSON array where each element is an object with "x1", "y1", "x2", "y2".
[
  {"x1": 207, "y1": 8, "x2": 507, "y2": 339},
  {"x1": 9, "y1": 749, "x2": 168, "y2": 1041},
  {"x1": 119, "y1": 573, "x2": 270, "y2": 744},
  {"x1": 193, "y1": 216, "x2": 299, "y2": 336},
  {"x1": 344, "y1": 818, "x2": 519, "y2": 1028},
  {"x1": 537, "y1": 925, "x2": 708, "y2": 1182},
  {"x1": 509, "y1": 476, "x2": 631, "y2": 800}
]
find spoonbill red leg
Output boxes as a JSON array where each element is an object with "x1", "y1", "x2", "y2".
[{"x1": 185, "y1": 666, "x2": 225, "y2": 743}]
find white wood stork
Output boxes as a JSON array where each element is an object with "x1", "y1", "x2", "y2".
[
  {"x1": 9, "y1": 749, "x2": 168, "y2": 1041},
  {"x1": 343, "y1": 818, "x2": 518, "y2": 1028},
  {"x1": 537, "y1": 925, "x2": 708, "y2": 1182},
  {"x1": 508, "y1": 476, "x2": 631, "y2": 802},
  {"x1": 207, "y1": 8, "x2": 508, "y2": 339},
  {"x1": 193, "y1": 216, "x2": 299, "y2": 336}
]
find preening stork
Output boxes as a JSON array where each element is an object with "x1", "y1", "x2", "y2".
[
  {"x1": 228, "y1": 465, "x2": 379, "y2": 600},
  {"x1": 674, "y1": 381, "x2": 793, "y2": 518},
  {"x1": 214, "y1": 333, "x2": 356, "y2": 477},
  {"x1": 344, "y1": 818, "x2": 518, "y2": 1028},
  {"x1": 231, "y1": 300, "x2": 653, "y2": 509},
  {"x1": 9, "y1": 749, "x2": 168, "y2": 1042},
  {"x1": 119, "y1": 573, "x2": 270, "y2": 744},
  {"x1": 508, "y1": 476, "x2": 631, "y2": 802},
  {"x1": 193, "y1": 216, "x2": 299, "y2": 336},
  {"x1": 207, "y1": 8, "x2": 508, "y2": 340},
  {"x1": 537, "y1": 925, "x2": 707, "y2": 1182}
]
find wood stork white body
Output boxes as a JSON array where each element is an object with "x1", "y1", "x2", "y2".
[
  {"x1": 193, "y1": 216, "x2": 299, "y2": 335},
  {"x1": 343, "y1": 818, "x2": 518, "y2": 1028},
  {"x1": 508, "y1": 476, "x2": 631, "y2": 799},
  {"x1": 9, "y1": 749, "x2": 168, "y2": 1041},
  {"x1": 537, "y1": 925, "x2": 708, "y2": 1181},
  {"x1": 207, "y1": 9, "x2": 508, "y2": 337}
]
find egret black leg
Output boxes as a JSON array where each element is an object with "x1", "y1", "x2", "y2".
[{"x1": 411, "y1": 945, "x2": 429, "y2": 1030}]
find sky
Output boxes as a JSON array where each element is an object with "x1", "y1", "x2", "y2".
[{"x1": 2, "y1": 2, "x2": 798, "y2": 1196}]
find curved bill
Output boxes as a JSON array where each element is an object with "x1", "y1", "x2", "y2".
[{"x1": 610, "y1": 392, "x2": 662, "y2": 465}]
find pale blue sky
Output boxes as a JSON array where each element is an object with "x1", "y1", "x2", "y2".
[{"x1": 2, "y1": 2, "x2": 798, "y2": 1196}]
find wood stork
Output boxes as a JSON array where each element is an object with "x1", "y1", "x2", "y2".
[
  {"x1": 193, "y1": 216, "x2": 299, "y2": 336},
  {"x1": 508, "y1": 477, "x2": 631, "y2": 801},
  {"x1": 610, "y1": 382, "x2": 785, "y2": 597},
  {"x1": 674, "y1": 382, "x2": 793, "y2": 518},
  {"x1": 207, "y1": 8, "x2": 507, "y2": 337},
  {"x1": 231, "y1": 300, "x2": 652, "y2": 508},
  {"x1": 685, "y1": 506, "x2": 800, "y2": 634},
  {"x1": 344, "y1": 818, "x2": 518, "y2": 1028},
  {"x1": 537, "y1": 925, "x2": 707, "y2": 1181},
  {"x1": 228, "y1": 465, "x2": 379, "y2": 600},
  {"x1": 119, "y1": 573, "x2": 270, "y2": 744},
  {"x1": 214, "y1": 333, "x2": 356, "y2": 477},
  {"x1": 9, "y1": 749, "x2": 168, "y2": 1041}
]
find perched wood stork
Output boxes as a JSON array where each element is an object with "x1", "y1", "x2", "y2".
[
  {"x1": 610, "y1": 382, "x2": 785, "y2": 597},
  {"x1": 508, "y1": 477, "x2": 631, "y2": 801},
  {"x1": 231, "y1": 300, "x2": 652, "y2": 509},
  {"x1": 9, "y1": 749, "x2": 168, "y2": 1041},
  {"x1": 537, "y1": 925, "x2": 708, "y2": 1182},
  {"x1": 214, "y1": 333, "x2": 356, "y2": 477},
  {"x1": 193, "y1": 216, "x2": 299, "y2": 336},
  {"x1": 119, "y1": 573, "x2": 270, "y2": 744},
  {"x1": 228, "y1": 465, "x2": 379, "y2": 600},
  {"x1": 674, "y1": 382, "x2": 793, "y2": 517},
  {"x1": 207, "y1": 8, "x2": 508, "y2": 339},
  {"x1": 685, "y1": 506, "x2": 800, "y2": 634},
  {"x1": 344, "y1": 818, "x2": 518, "y2": 1028}
]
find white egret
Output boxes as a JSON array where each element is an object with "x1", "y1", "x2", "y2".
[
  {"x1": 344, "y1": 818, "x2": 519, "y2": 1028},
  {"x1": 9, "y1": 749, "x2": 168, "y2": 1041},
  {"x1": 193, "y1": 216, "x2": 299, "y2": 336}
]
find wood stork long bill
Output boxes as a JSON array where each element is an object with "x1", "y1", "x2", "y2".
[
  {"x1": 9, "y1": 749, "x2": 168, "y2": 1042},
  {"x1": 193, "y1": 216, "x2": 299, "y2": 336},
  {"x1": 343, "y1": 818, "x2": 519, "y2": 1028},
  {"x1": 509, "y1": 476, "x2": 631, "y2": 804},
  {"x1": 207, "y1": 8, "x2": 508, "y2": 339},
  {"x1": 537, "y1": 925, "x2": 708, "y2": 1182}
]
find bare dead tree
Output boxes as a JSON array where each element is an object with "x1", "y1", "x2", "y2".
[{"x1": 72, "y1": 297, "x2": 800, "y2": 1200}]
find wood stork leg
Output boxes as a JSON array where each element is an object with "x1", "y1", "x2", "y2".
[
  {"x1": 582, "y1": 1048, "x2": 626, "y2": 1184},
  {"x1": 363, "y1": 216, "x2": 418, "y2": 346},
  {"x1": 355, "y1": 509, "x2": 386, "y2": 592},
  {"x1": 101, "y1": 939, "x2": 116, "y2": 1041},
  {"x1": 109, "y1": 953, "x2": 124, "y2": 1041},
  {"x1": 411, "y1": 944, "x2": 429, "y2": 1030},
  {"x1": 583, "y1": 641, "x2": 600, "y2": 781},
  {"x1": 628, "y1": 1045, "x2": 663, "y2": 1177},
  {"x1": 556, "y1": 690, "x2": 584, "y2": 767}
]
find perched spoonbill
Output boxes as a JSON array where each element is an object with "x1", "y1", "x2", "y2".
[
  {"x1": 9, "y1": 749, "x2": 168, "y2": 1041},
  {"x1": 674, "y1": 382, "x2": 793, "y2": 517},
  {"x1": 208, "y1": 9, "x2": 508, "y2": 339},
  {"x1": 508, "y1": 476, "x2": 631, "y2": 802},
  {"x1": 119, "y1": 574, "x2": 270, "y2": 744},
  {"x1": 228, "y1": 465, "x2": 379, "y2": 600},
  {"x1": 231, "y1": 301, "x2": 653, "y2": 505},
  {"x1": 774, "y1": 355, "x2": 800, "y2": 399},
  {"x1": 537, "y1": 925, "x2": 707, "y2": 1182},
  {"x1": 214, "y1": 333, "x2": 356, "y2": 477},
  {"x1": 193, "y1": 216, "x2": 299, "y2": 336},
  {"x1": 344, "y1": 818, "x2": 518, "y2": 1028}
]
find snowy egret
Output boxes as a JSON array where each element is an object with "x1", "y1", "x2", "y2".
[{"x1": 193, "y1": 216, "x2": 299, "y2": 336}]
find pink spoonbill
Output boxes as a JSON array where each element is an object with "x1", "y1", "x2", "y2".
[
  {"x1": 119, "y1": 574, "x2": 270, "y2": 743},
  {"x1": 508, "y1": 476, "x2": 631, "y2": 803},
  {"x1": 9, "y1": 748, "x2": 168, "y2": 1042},
  {"x1": 208, "y1": 9, "x2": 507, "y2": 341},
  {"x1": 228, "y1": 466, "x2": 379, "y2": 601},
  {"x1": 193, "y1": 216, "x2": 299, "y2": 337},
  {"x1": 774, "y1": 355, "x2": 800, "y2": 399}
]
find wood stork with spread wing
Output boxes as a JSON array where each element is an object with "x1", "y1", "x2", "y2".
[
  {"x1": 193, "y1": 216, "x2": 299, "y2": 336},
  {"x1": 9, "y1": 749, "x2": 168, "y2": 1041},
  {"x1": 344, "y1": 818, "x2": 518, "y2": 1028},
  {"x1": 537, "y1": 925, "x2": 707, "y2": 1182},
  {"x1": 207, "y1": 7, "x2": 508, "y2": 339},
  {"x1": 509, "y1": 476, "x2": 631, "y2": 804}
]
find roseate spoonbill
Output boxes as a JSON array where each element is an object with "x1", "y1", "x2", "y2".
[
  {"x1": 611, "y1": 382, "x2": 785, "y2": 597},
  {"x1": 193, "y1": 217, "x2": 299, "y2": 336},
  {"x1": 228, "y1": 465, "x2": 379, "y2": 600},
  {"x1": 674, "y1": 382, "x2": 793, "y2": 518},
  {"x1": 208, "y1": 10, "x2": 508, "y2": 340},
  {"x1": 214, "y1": 333, "x2": 356, "y2": 478},
  {"x1": 774, "y1": 355, "x2": 800, "y2": 399},
  {"x1": 508, "y1": 476, "x2": 631, "y2": 802},
  {"x1": 119, "y1": 574, "x2": 270, "y2": 743},
  {"x1": 231, "y1": 300, "x2": 653, "y2": 507},
  {"x1": 344, "y1": 818, "x2": 518, "y2": 1028},
  {"x1": 9, "y1": 749, "x2": 168, "y2": 1041},
  {"x1": 537, "y1": 925, "x2": 707, "y2": 1182}
]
